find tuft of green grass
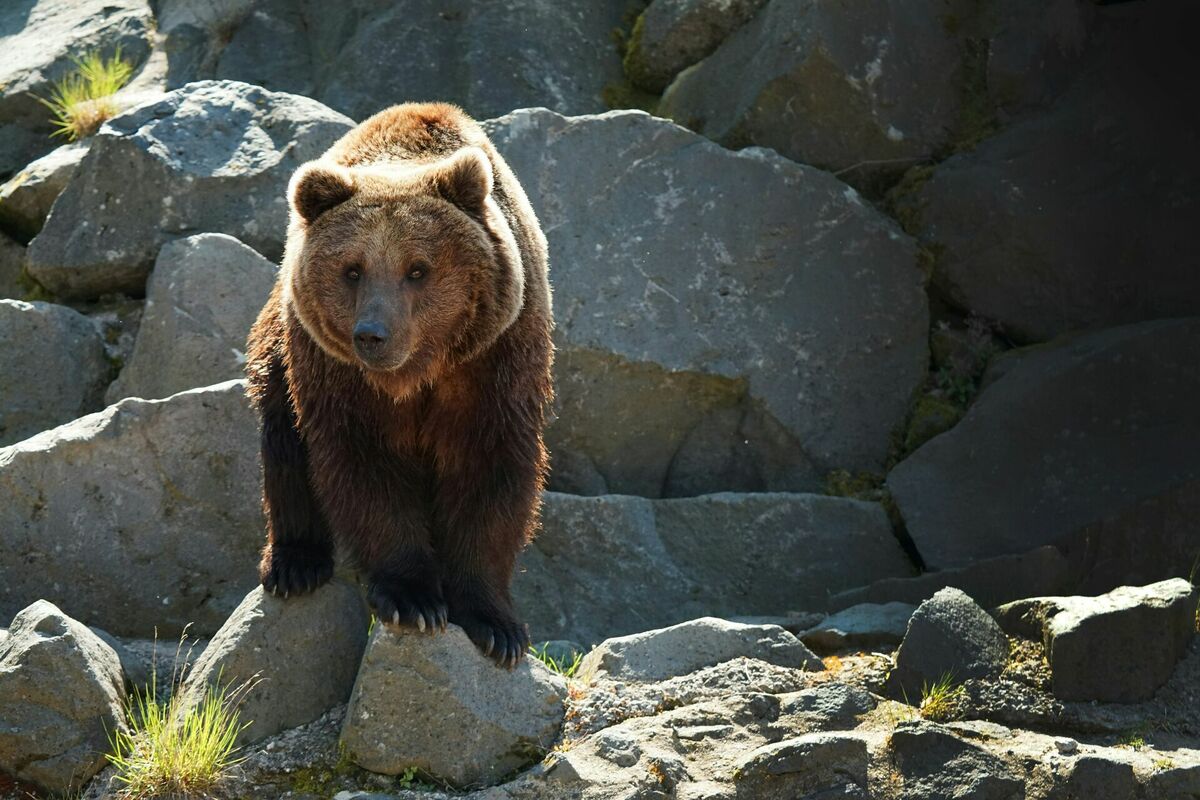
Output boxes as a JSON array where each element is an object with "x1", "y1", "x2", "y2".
[
  {"x1": 106, "y1": 634, "x2": 257, "y2": 799},
  {"x1": 38, "y1": 48, "x2": 133, "y2": 141},
  {"x1": 528, "y1": 643, "x2": 583, "y2": 679},
  {"x1": 918, "y1": 672, "x2": 965, "y2": 722},
  {"x1": 1116, "y1": 726, "x2": 1148, "y2": 750}
]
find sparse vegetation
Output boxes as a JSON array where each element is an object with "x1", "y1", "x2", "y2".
[
  {"x1": 1116, "y1": 726, "x2": 1149, "y2": 750},
  {"x1": 918, "y1": 672, "x2": 965, "y2": 722},
  {"x1": 106, "y1": 636, "x2": 257, "y2": 799},
  {"x1": 38, "y1": 48, "x2": 133, "y2": 141},
  {"x1": 529, "y1": 643, "x2": 584, "y2": 679}
]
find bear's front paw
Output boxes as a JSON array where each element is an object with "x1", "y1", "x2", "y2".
[
  {"x1": 452, "y1": 608, "x2": 530, "y2": 670},
  {"x1": 368, "y1": 577, "x2": 448, "y2": 635},
  {"x1": 259, "y1": 543, "x2": 334, "y2": 598}
]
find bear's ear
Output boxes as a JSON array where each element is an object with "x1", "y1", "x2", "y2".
[
  {"x1": 289, "y1": 162, "x2": 356, "y2": 224},
  {"x1": 428, "y1": 147, "x2": 493, "y2": 213}
]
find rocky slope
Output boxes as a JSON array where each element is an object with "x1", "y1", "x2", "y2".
[{"x1": 0, "y1": 0, "x2": 1196, "y2": 797}]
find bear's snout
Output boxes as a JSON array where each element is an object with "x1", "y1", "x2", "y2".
[{"x1": 353, "y1": 319, "x2": 391, "y2": 362}]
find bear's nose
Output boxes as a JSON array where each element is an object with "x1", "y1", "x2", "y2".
[{"x1": 353, "y1": 320, "x2": 390, "y2": 354}]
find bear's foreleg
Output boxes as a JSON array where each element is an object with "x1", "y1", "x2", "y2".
[
  {"x1": 254, "y1": 353, "x2": 336, "y2": 597},
  {"x1": 434, "y1": 418, "x2": 544, "y2": 669},
  {"x1": 305, "y1": 416, "x2": 448, "y2": 634}
]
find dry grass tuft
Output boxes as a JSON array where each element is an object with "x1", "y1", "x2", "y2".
[{"x1": 38, "y1": 48, "x2": 133, "y2": 141}]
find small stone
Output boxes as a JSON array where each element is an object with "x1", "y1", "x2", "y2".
[
  {"x1": 0, "y1": 142, "x2": 89, "y2": 240},
  {"x1": 1054, "y1": 737, "x2": 1078, "y2": 755},
  {"x1": 624, "y1": 0, "x2": 768, "y2": 92},
  {"x1": 800, "y1": 601, "x2": 916, "y2": 653},
  {"x1": 0, "y1": 600, "x2": 127, "y2": 794},
  {"x1": 341, "y1": 625, "x2": 566, "y2": 788},
  {"x1": 579, "y1": 617, "x2": 822, "y2": 683},
  {"x1": 178, "y1": 579, "x2": 369, "y2": 745}
]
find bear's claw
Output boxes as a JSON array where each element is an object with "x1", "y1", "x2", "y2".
[
  {"x1": 260, "y1": 543, "x2": 334, "y2": 598},
  {"x1": 369, "y1": 578, "x2": 447, "y2": 637}
]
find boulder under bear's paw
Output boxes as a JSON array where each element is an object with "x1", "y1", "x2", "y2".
[
  {"x1": 259, "y1": 543, "x2": 335, "y2": 598},
  {"x1": 369, "y1": 576, "x2": 448, "y2": 635}
]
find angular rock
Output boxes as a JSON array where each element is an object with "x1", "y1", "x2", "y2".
[
  {"x1": 1045, "y1": 754, "x2": 1137, "y2": 800},
  {"x1": 889, "y1": 319, "x2": 1200, "y2": 574},
  {"x1": 0, "y1": 232, "x2": 24, "y2": 298},
  {"x1": 578, "y1": 617, "x2": 822, "y2": 683},
  {"x1": 0, "y1": 0, "x2": 153, "y2": 175},
  {"x1": 625, "y1": 0, "x2": 768, "y2": 92},
  {"x1": 994, "y1": 579, "x2": 1196, "y2": 703},
  {"x1": 26, "y1": 81, "x2": 352, "y2": 299},
  {"x1": 0, "y1": 380, "x2": 262, "y2": 636},
  {"x1": 0, "y1": 142, "x2": 88, "y2": 241},
  {"x1": 733, "y1": 732, "x2": 869, "y2": 800},
  {"x1": 341, "y1": 625, "x2": 566, "y2": 788},
  {"x1": 776, "y1": 682, "x2": 876, "y2": 731},
  {"x1": 984, "y1": 0, "x2": 1095, "y2": 117},
  {"x1": 900, "y1": 4, "x2": 1200, "y2": 343},
  {"x1": 659, "y1": 0, "x2": 976, "y2": 185},
  {"x1": 106, "y1": 233, "x2": 276, "y2": 403},
  {"x1": 889, "y1": 588, "x2": 1008, "y2": 699},
  {"x1": 0, "y1": 300, "x2": 109, "y2": 445},
  {"x1": 829, "y1": 546, "x2": 1076, "y2": 612},
  {"x1": 158, "y1": 0, "x2": 627, "y2": 121},
  {"x1": 0, "y1": 600, "x2": 126, "y2": 794},
  {"x1": 800, "y1": 601, "x2": 915, "y2": 653},
  {"x1": 179, "y1": 580, "x2": 368, "y2": 745},
  {"x1": 889, "y1": 721, "x2": 1023, "y2": 800},
  {"x1": 487, "y1": 109, "x2": 927, "y2": 496},
  {"x1": 517, "y1": 492, "x2": 914, "y2": 645}
]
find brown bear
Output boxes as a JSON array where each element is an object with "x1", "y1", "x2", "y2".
[{"x1": 245, "y1": 103, "x2": 553, "y2": 668}]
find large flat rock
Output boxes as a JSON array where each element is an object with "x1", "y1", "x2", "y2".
[
  {"x1": 0, "y1": 380, "x2": 262, "y2": 636},
  {"x1": 888, "y1": 318, "x2": 1200, "y2": 574},
  {"x1": 518, "y1": 492, "x2": 914, "y2": 645},
  {"x1": 26, "y1": 81, "x2": 351, "y2": 300},
  {"x1": 487, "y1": 108, "x2": 927, "y2": 496}
]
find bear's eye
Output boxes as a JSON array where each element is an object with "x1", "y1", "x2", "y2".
[
  {"x1": 344, "y1": 266, "x2": 361, "y2": 282},
  {"x1": 407, "y1": 262, "x2": 429, "y2": 282}
]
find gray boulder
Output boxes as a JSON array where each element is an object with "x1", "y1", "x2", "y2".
[
  {"x1": 26, "y1": 81, "x2": 352, "y2": 300},
  {"x1": 0, "y1": 299, "x2": 109, "y2": 445},
  {"x1": 487, "y1": 109, "x2": 927, "y2": 496},
  {"x1": 0, "y1": 600, "x2": 126, "y2": 794},
  {"x1": 0, "y1": 232, "x2": 23, "y2": 298},
  {"x1": 341, "y1": 625, "x2": 566, "y2": 788},
  {"x1": 178, "y1": 580, "x2": 368, "y2": 745},
  {"x1": 578, "y1": 617, "x2": 822, "y2": 683},
  {"x1": 659, "y1": 0, "x2": 975, "y2": 185},
  {"x1": 776, "y1": 682, "x2": 876, "y2": 731},
  {"x1": 0, "y1": 0, "x2": 153, "y2": 175},
  {"x1": 107, "y1": 233, "x2": 277, "y2": 403},
  {"x1": 517, "y1": 492, "x2": 915, "y2": 645},
  {"x1": 0, "y1": 380, "x2": 262, "y2": 636},
  {"x1": 889, "y1": 319, "x2": 1200, "y2": 575},
  {"x1": 0, "y1": 142, "x2": 88, "y2": 241},
  {"x1": 625, "y1": 0, "x2": 768, "y2": 92},
  {"x1": 994, "y1": 579, "x2": 1196, "y2": 703},
  {"x1": 899, "y1": 4, "x2": 1199, "y2": 343},
  {"x1": 732, "y1": 732, "x2": 869, "y2": 799},
  {"x1": 1046, "y1": 755, "x2": 1137, "y2": 800},
  {"x1": 889, "y1": 721, "x2": 1023, "y2": 800},
  {"x1": 889, "y1": 588, "x2": 1009, "y2": 699},
  {"x1": 158, "y1": 0, "x2": 627, "y2": 121},
  {"x1": 800, "y1": 601, "x2": 915, "y2": 653}
]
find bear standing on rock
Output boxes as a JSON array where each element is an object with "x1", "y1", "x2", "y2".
[{"x1": 245, "y1": 103, "x2": 553, "y2": 668}]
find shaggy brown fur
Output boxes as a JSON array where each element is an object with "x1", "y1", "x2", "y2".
[{"x1": 245, "y1": 103, "x2": 553, "y2": 668}]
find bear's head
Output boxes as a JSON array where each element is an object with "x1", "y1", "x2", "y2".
[{"x1": 281, "y1": 147, "x2": 525, "y2": 395}]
